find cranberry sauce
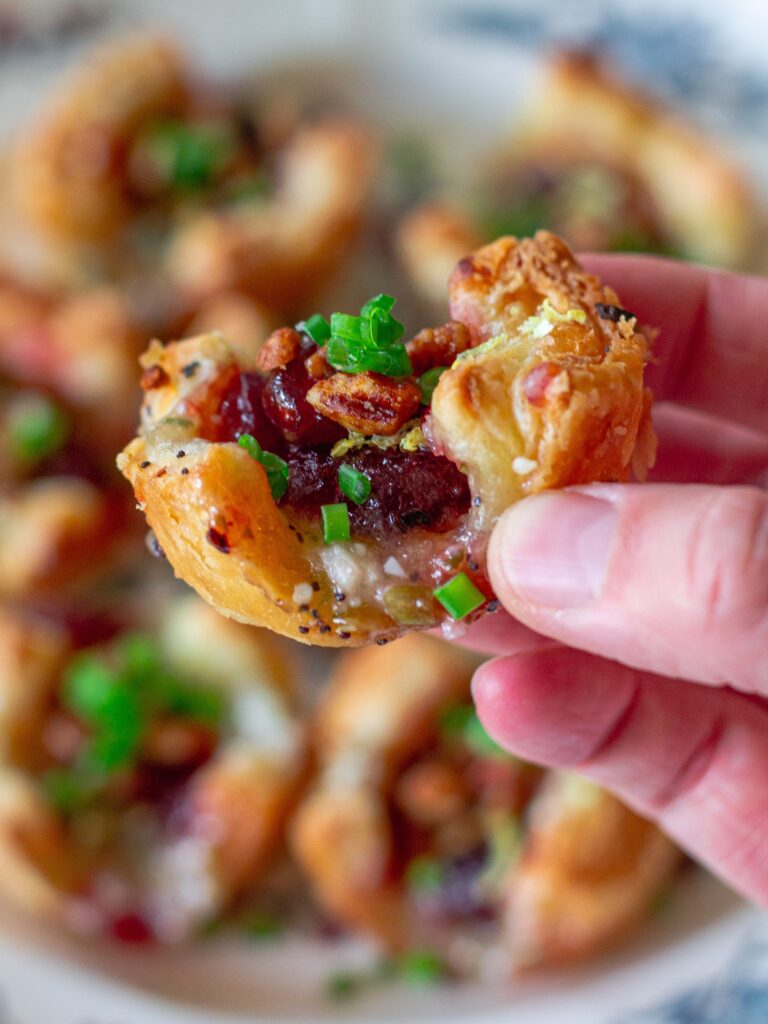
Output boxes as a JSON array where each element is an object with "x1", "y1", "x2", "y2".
[
  {"x1": 286, "y1": 447, "x2": 469, "y2": 535},
  {"x1": 211, "y1": 354, "x2": 471, "y2": 536}
]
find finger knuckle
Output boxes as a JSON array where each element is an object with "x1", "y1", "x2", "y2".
[{"x1": 687, "y1": 488, "x2": 768, "y2": 636}]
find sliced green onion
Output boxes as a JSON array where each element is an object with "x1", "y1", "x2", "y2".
[
  {"x1": 360, "y1": 293, "x2": 396, "y2": 317},
  {"x1": 40, "y1": 767, "x2": 93, "y2": 814},
  {"x1": 405, "y1": 855, "x2": 445, "y2": 893},
  {"x1": 238, "y1": 433, "x2": 290, "y2": 502},
  {"x1": 225, "y1": 171, "x2": 271, "y2": 205},
  {"x1": 338, "y1": 464, "x2": 371, "y2": 505},
  {"x1": 326, "y1": 337, "x2": 412, "y2": 376},
  {"x1": 418, "y1": 366, "x2": 448, "y2": 405},
  {"x1": 64, "y1": 655, "x2": 144, "y2": 773},
  {"x1": 296, "y1": 313, "x2": 331, "y2": 345},
  {"x1": 137, "y1": 118, "x2": 235, "y2": 190},
  {"x1": 325, "y1": 294, "x2": 411, "y2": 377},
  {"x1": 325, "y1": 972, "x2": 360, "y2": 1001},
  {"x1": 322, "y1": 502, "x2": 351, "y2": 544},
  {"x1": 241, "y1": 910, "x2": 283, "y2": 941},
  {"x1": 441, "y1": 704, "x2": 508, "y2": 758},
  {"x1": 432, "y1": 572, "x2": 485, "y2": 620},
  {"x1": 396, "y1": 950, "x2": 446, "y2": 986},
  {"x1": 7, "y1": 394, "x2": 69, "y2": 464},
  {"x1": 329, "y1": 312, "x2": 365, "y2": 345}
]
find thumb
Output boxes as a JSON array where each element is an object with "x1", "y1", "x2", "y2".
[{"x1": 487, "y1": 483, "x2": 768, "y2": 693}]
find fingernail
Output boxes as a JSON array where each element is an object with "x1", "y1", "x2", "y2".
[{"x1": 492, "y1": 492, "x2": 617, "y2": 609}]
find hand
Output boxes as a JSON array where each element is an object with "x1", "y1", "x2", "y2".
[{"x1": 467, "y1": 254, "x2": 768, "y2": 905}]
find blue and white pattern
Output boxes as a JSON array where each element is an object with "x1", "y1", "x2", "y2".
[
  {"x1": 617, "y1": 928, "x2": 768, "y2": 1023},
  {"x1": 437, "y1": 0, "x2": 768, "y2": 128}
]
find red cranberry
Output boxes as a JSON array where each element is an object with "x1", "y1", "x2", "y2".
[
  {"x1": 283, "y1": 447, "x2": 470, "y2": 535},
  {"x1": 213, "y1": 372, "x2": 285, "y2": 452},
  {"x1": 110, "y1": 912, "x2": 154, "y2": 944},
  {"x1": 261, "y1": 358, "x2": 344, "y2": 447}
]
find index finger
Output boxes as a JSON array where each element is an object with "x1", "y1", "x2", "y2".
[{"x1": 582, "y1": 253, "x2": 768, "y2": 435}]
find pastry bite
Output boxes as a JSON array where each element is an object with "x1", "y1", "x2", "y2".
[
  {"x1": 505, "y1": 772, "x2": 681, "y2": 970},
  {"x1": 0, "y1": 279, "x2": 142, "y2": 460},
  {"x1": 4, "y1": 33, "x2": 374, "y2": 311},
  {"x1": 0, "y1": 596, "x2": 306, "y2": 942},
  {"x1": 119, "y1": 231, "x2": 654, "y2": 646},
  {"x1": 0, "y1": 476, "x2": 120, "y2": 600},
  {"x1": 398, "y1": 52, "x2": 758, "y2": 308},
  {"x1": 292, "y1": 636, "x2": 678, "y2": 975}
]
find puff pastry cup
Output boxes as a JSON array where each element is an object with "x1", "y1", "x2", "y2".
[
  {"x1": 291, "y1": 635, "x2": 680, "y2": 973},
  {"x1": 3, "y1": 33, "x2": 374, "y2": 312},
  {"x1": 0, "y1": 595, "x2": 306, "y2": 942},
  {"x1": 397, "y1": 53, "x2": 758, "y2": 310},
  {"x1": 119, "y1": 231, "x2": 653, "y2": 646}
]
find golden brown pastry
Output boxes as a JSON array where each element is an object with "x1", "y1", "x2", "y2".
[
  {"x1": 118, "y1": 232, "x2": 652, "y2": 645},
  {"x1": 398, "y1": 52, "x2": 759, "y2": 311},
  {"x1": 0, "y1": 278, "x2": 141, "y2": 458},
  {"x1": 0, "y1": 596, "x2": 306, "y2": 942},
  {"x1": 505, "y1": 772, "x2": 681, "y2": 970},
  {"x1": 2, "y1": 33, "x2": 374, "y2": 313},
  {"x1": 292, "y1": 636, "x2": 678, "y2": 975}
]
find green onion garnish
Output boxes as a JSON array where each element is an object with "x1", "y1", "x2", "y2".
[
  {"x1": 238, "y1": 433, "x2": 290, "y2": 502},
  {"x1": 322, "y1": 502, "x2": 351, "y2": 544},
  {"x1": 324, "y1": 294, "x2": 412, "y2": 377},
  {"x1": 241, "y1": 910, "x2": 283, "y2": 941},
  {"x1": 396, "y1": 950, "x2": 446, "y2": 986},
  {"x1": 405, "y1": 855, "x2": 445, "y2": 893},
  {"x1": 418, "y1": 366, "x2": 448, "y2": 405},
  {"x1": 137, "y1": 118, "x2": 236, "y2": 190},
  {"x1": 325, "y1": 972, "x2": 360, "y2": 1001},
  {"x1": 48, "y1": 631, "x2": 226, "y2": 812},
  {"x1": 7, "y1": 393, "x2": 69, "y2": 464},
  {"x1": 296, "y1": 313, "x2": 331, "y2": 345},
  {"x1": 440, "y1": 703, "x2": 508, "y2": 758},
  {"x1": 338, "y1": 464, "x2": 371, "y2": 505},
  {"x1": 433, "y1": 572, "x2": 485, "y2": 620}
]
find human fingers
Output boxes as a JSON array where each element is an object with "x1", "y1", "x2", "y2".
[
  {"x1": 651, "y1": 403, "x2": 768, "y2": 485},
  {"x1": 488, "y1": 482, "x2": 768, "y2": 693},
  {"x1": 473, "y1": 646, "x2": 768, "y2": 905},
  {"x1": 582, "y1": 253, "x2": 768, "y2": 435}
]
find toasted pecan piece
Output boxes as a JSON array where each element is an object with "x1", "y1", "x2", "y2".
[
  {"x1": 304, "y1": 348, "x2": 332, "y2": 380},
  {"x1": 256, "y1": 327, "x2": 302, "y2": 373},
  {"x1": 307, "y1": 372, "x2": 421, "y2": 436},
  {"x1": 406, "y1": 321, "x2": 471, "y2": 374}
]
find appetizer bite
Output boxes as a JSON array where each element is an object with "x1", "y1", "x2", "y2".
[
  {"x1": 399, "y1": 53, "x2": 757, "y2": 307},
  {"x1": 292, "y1": 636, "x2": 680, "y2": 975},
  {"x1": 119, "y1": 231, "x2": 654, "y2": 645},
  {"x1": 3, "y1": 33, "x2": 374, "y2": 316},
  {"x1": 0, "y1": 596, "x2": 305, "y2": 942},
  {"x1": 0, "y1": 277, "x2": 141, "y2": 460}
]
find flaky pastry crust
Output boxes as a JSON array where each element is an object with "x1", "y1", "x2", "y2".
[
  {"x1": 0, "y1": 598, "x2": 306, "y2": 940},
  {"x1": 2, "y1": 34, "x2": 374, "y2": 308},
  {"x1": 507, "y1": 52, "x2": 757, "y2": 268},
  {"x1": 119, "y1": 232, "x2": 652, "y2": 645},
  {"x1": 292, "y1": 638, "x2": 678, "y2": 971},
  {"x1": 504, "y1": 772, "x2": 681, "y2": 970}
]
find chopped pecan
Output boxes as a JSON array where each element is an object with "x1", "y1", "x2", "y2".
[
  {"x1": 256, "y1": 327, "x2": 302, "y2": 373},
  {"x1": 307, "y1": 372, "x2": 421, "y2": 436},
  {"x1": 394, "y1": 759, "x2": 468, "y2": 825},
  {"x1": 304, "y1": 348, "x2": 332, "y2": 380},
  {"x1": 140, "y1": 363, "x2": 169, "y2": 390},
  {"x1": 406, "y1": 321, "x2": 471, "y2": 374}
]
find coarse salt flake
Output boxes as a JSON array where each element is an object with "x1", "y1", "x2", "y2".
[
  {"x1": 292, "y1": 582, "x2": 313, "y2": 605},
  {"x1": 512, "y1": 456, "x2": 538, "y2": 475}
]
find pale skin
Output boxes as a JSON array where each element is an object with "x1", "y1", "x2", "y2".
[{"x1": 462, "y1": 254, "x2": 768, "y2": 905}]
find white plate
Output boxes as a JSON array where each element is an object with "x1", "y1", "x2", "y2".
[{"x1": 1, "y1": 0, "x2": 766, "y2": 1020}]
